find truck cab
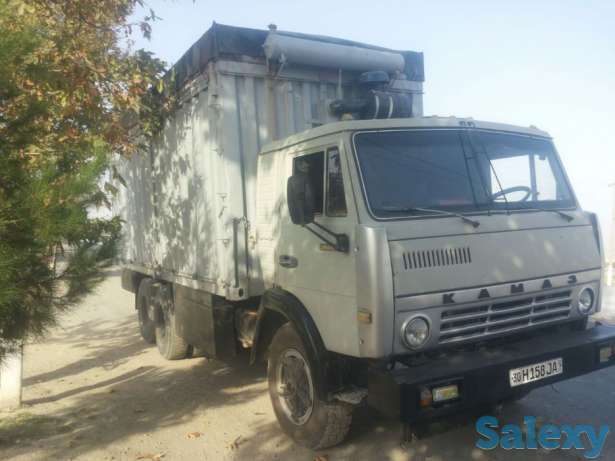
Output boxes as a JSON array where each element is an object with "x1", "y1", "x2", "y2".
[
  {"x1": 258, "y1": 116, "x2": 601, "y2": 358},
  {"x1": 254, "y1": 116, "x2": 615, "y2": 448}
]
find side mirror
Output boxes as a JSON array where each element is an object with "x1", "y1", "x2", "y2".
[{"x1": 287, "y1": 173, "x2": 315, "y2": 225}]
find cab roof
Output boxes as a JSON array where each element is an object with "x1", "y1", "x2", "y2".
[{"x1": 260, "y1": 117, "x2": 552, "y2": 155}]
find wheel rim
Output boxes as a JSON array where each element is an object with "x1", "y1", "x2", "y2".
[{"x1": 275, "y1": 348, "x2": 314, "y2": 426}]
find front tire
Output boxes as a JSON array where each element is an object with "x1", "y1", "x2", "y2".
[{"x1": 267, "y1": 323, "x2": 352, "y2": 449}]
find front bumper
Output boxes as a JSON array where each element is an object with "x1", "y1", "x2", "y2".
[{"x1": 368, "y1": 322, "x2": 615, "y2": 422}]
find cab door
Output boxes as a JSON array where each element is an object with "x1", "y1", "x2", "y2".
[{"x1": 275, "y1": 142, "x2": 359, "y2": 356}]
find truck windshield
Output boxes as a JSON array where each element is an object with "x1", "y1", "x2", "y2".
[{"x1": 353, "y1": 129, "x2": 575, "y2": 218}]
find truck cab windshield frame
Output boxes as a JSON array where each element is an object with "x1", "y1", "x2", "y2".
[{"x1": 352, "y1": 128, "x2": 576, "y2": 221}]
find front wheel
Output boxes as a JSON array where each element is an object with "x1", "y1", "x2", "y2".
[{"x1": 267, "y1": 323, "x2": 353, "y2": 449}]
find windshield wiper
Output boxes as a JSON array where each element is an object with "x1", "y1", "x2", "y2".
[
  {"x1": 519, "y1": 207, "x2": 575, "y2": 222},
  {"x1": 476, "y1": 207, "x2": 574, "y2": 222},
  {"x1": 379, "y1": 206, "x2": 480, "y2": 228}
]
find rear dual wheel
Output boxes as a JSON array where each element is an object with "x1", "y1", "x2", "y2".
[
  {"x1": 137, "y1": 280, "x2": 156, "y2": 344},
  {"x1": 136, "y1": 279, "x2": 188, "y2": 360},
  {"x1": 155, "y1": 303, "x2": 189, "y2": 360}
]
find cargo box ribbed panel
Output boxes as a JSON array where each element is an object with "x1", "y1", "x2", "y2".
[{"x1": 116, "y1": 59, "x2": 387, "y2": 299}]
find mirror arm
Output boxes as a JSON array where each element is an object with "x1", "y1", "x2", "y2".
[
  {"x1": 307, "y1": 221, "x2": 350, "y2": 253},
  {"x1": 303, "y1": 225, "x2": 339, "y2": 249}
]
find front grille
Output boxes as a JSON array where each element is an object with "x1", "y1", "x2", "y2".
[{"x1": 438, "y1": 289, "x2": 572, "y2": 344}]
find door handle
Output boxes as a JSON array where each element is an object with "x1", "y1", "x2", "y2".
[{"x1": 278, "y1": 255, "x2": 298, "y2": 268}]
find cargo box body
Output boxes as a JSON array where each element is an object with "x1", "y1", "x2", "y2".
[{"x1": 115, "y1": 23, "x2": 424, "y2": 300}]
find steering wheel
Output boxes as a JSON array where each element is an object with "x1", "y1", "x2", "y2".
[{"x1": 492, "y1": 186, "x2": 532, "y2": 202}]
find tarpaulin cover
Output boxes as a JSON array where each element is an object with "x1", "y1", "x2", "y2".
[{"x1": 171, "y1": 22, "x2": 425, "y2": 91}]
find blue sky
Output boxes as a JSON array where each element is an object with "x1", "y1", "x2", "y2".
[{"x1": 130, "y1": 0, "x2": 615, "y2": 251}]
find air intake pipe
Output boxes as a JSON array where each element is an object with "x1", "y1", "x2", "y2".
[
  {"x1": 331, "y1": 90, "x2": 413, "y2": 120},
  {"x1": 330, "y1": 71, "x2": 414, "y2": 120}
]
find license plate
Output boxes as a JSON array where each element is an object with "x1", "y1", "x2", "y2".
[{"x1": 509, "y1": 358, "x2": 563, "y2": 387}]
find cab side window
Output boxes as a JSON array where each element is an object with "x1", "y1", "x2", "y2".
[
  {"x1": 326, "y1": 147, "x2": 347, "y2": 217},
  {"x1": 293, "y1": 152, "x2": 324, "y2": 214}
]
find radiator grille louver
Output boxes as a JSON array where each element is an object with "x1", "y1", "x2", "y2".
[
  {"x1": 402, "y1": 247, "x2": 472, "y2": 270},
  {"x1": 438, "y1": 289, "x2": 573, "y2": 344}
]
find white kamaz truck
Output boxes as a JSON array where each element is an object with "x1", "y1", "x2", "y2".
[{"x1": 117, "y1": 23, "x2": 615, "y2": 449}]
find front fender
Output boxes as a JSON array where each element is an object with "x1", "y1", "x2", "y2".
[{"x1": 251, "y1": 288, "x2": 331, "y2": 399}]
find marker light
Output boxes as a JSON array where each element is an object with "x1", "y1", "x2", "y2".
[{"x1": 419, "y1": 387, "x2": 433, "y2": 408}]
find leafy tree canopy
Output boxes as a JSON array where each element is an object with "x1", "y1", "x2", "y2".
[{"x1": 0, "y1": 0, "x2": 168, "y2": 354}]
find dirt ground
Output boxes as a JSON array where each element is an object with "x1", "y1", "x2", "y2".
[{"x1": 1, "y1": 267, "x2": 615, "y2": 461}]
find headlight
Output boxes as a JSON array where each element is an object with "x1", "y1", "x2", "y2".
[
  {"x1": 578, "y1": 287, "x2": 595, "y2": 315},
  {"x1": 402, "y1": 316, "x2": 430, "y2": 349}
]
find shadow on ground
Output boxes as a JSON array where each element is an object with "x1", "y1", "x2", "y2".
[
  {"x1": 0, "y1": 310, "x2": 266, "y2": 460},
  {"x1": 2, "y1": 273, "x2": 614, "y2": 460}
]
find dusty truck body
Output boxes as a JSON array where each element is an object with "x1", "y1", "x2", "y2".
[{"x1": 117, "y1": 23, "x2": 615, "y2": 449}]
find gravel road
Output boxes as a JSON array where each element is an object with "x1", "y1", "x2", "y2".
[{"x1": 1, "y1": 268, "x2": 614, "y2": 460}]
